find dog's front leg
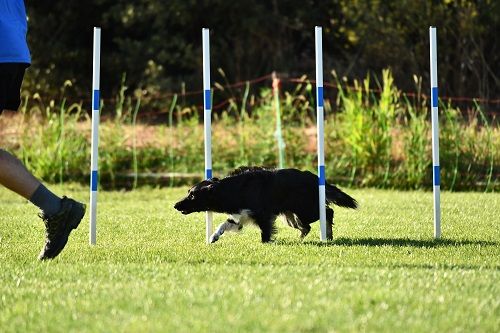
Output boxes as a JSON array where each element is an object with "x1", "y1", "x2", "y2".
[{"x1": 209, "y1": 218, "x2": 241, "y2": 243}]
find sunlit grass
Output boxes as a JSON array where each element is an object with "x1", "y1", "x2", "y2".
[{"x1": 0, "y1": 185, "x2": 498, "y2": 332}]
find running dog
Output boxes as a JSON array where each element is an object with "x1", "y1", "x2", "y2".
[{"x1": 174, "y1": 166, "x2": 358, "y2": 243}]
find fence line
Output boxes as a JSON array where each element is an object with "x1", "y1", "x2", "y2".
[
  {"x1": 104, "y1": 73, "x2": 500, "y2": 106},
  {"x1": 286, "y1": 77, "x2": 500, "y2": 105},
  {"x1": 24, "y1": 72, "x2": 500, "y2": 117},
  {"x1": 144, "y1": 74, "x2": 500, "y2": 105}
]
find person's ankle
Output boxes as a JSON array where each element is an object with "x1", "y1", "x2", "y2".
[{"x1": 29, "y1": 184, "x2": 62, "y2": 216}]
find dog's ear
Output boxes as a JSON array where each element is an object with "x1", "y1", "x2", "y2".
[
  {"x1": 206, "y1": 178, "x2": 220, "y2": 191},
  {"x1": 197, "y1": 179, "x2": 218, "y2": 190}
]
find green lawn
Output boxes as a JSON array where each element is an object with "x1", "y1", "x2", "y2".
[{"x1": 0, "y1": 185, "x2": 498, "y2": 332}]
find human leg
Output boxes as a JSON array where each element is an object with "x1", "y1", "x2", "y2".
[
  {"x1": 0, "y1": 148, "x2": 63, "y2": 216},
  {"x1": 1, "y1": 64, "x2": 85, "y2": 259},
  {"x1": 0, "y1": 148, "x2": 40, "y2": 198}
]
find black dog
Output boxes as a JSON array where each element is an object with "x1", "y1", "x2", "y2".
[{"x1": 174, "y1": 166, "x2": 357, "y2": 243}]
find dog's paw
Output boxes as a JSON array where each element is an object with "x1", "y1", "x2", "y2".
[{"x1": 209, "y1": 233, "x2": 220, "y2": 243}]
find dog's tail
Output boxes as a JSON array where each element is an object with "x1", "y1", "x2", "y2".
[{"x1": 326, "y1": 184, "x2": 358, "y2": 209}]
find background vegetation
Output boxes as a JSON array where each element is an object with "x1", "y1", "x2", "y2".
[
  {"x1": 3, "y1": 1, "x2": 498, "y2": 191},
  {"x1": 25, "y1": 0, "x2": 500, "y2": 103},
  {"x1": 1, "y1": 70, "x2": 498, "y2": 191}
]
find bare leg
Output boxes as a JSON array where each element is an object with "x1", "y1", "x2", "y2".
[
  {"x1": 0, "y1": 148, "x2": 40, "y2": 199},
  {"x1": 1, "y1": 84, "x2": 85, "y2": 259}
]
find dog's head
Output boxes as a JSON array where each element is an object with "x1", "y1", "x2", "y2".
[{"x1": 174, "y1": 178, "x2": 219, "y2": 214}]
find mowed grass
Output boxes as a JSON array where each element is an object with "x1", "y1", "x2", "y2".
[{"x1": 0, "y1": 185, "x2": 498, "y2": 332}]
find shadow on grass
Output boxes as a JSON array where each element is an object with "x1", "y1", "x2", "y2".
[{"x1": 277, "y1": 237, "x2": 497, "y2": 248}]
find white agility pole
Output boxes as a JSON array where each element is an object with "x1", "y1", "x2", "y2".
[
  {"x1": 272, "y1": 71, "x2": 285, "y2": 169},
  {"x1": 429, "y1": 27, "x2": 441, "y2": 239},
  {"x1": 202, "y1": 28, "x2": 213, "y2": 243},
  {"x1": 89, "y1": 27, "x2": 101, "y2": 245},
  {"x1": 315, "y1": 26, "x2": 328, "y2": 241}
]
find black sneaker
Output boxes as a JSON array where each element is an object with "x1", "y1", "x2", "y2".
[{"x1": 38, "y1": 196, "x2": 86, "y2": 260}]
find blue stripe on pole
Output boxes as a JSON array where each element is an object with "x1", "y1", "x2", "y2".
[
  {"x1": 204, "y1": 90, "x2": 211, "y2": 110},
  {"x1": 431, "y1": 87, "x2": 438, "y2": 108},
  {"x1": 317, "y1": 87, "x2": 324, "y2": 107},
  {"x1": 318, "y1": 165, "x2": 325, "y2": 185},
  {"x1": 91, "y1": 170, "x2": 98, "y2": 191},
  {"x1": 206, "y1": 168, "x2": 212, "y2": 179},
  {"x1": 93, "y1": 90, "x2": 100, "y2": 110},
  {"x1": 433, "y1": 165, "x2": 440, "y2": 186}
]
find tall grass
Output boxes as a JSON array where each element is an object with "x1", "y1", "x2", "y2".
[
  {"x1": 335, "y1": 69, "x2": 400, "y2": 187},
  {"x1": 5, "y1": 70, "x2": 498, "y2": 191},
  {"x1": 168, "y1": 94, "x2": 178, "y2": 187},
  {"x1": 131, "y1": 96, "x2": 141, "y2": 189},
  {"x1": 17, "y1": 92, "x2": 88, "y2": 184},
  {"x1": 401, "y1": 94, "x2": 429, "y2": 189}
]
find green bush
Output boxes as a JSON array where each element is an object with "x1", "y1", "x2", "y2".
[{"x1": 7, "y1": 71, "x2": 498, "y2": 191}]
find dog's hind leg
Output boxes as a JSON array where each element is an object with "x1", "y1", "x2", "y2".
[
  {"x1": 209, "y1": 218, "x2": 242, "y2": 243},
  {"x1": 284, "y1": 211, "x2": 310, "y2": 239},
  {"x1": 299, "y1": 224, "x2": 311, "y2": 239},
  {"x1": 283, "y1": 211, "x2": 299, "y2": 229},
  {"x1": 326, "y1": 208, "x2": 334, "y2": 240}
]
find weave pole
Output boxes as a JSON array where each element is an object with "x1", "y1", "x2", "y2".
[
  {"x1": 272, "y1": 71, "x2": 285, "y2": 169},
  {"x1": 89, "y1": 27, "x2": 101, "y2": 245},
  {"x1": 315, "y1": 26, "x2": 328, "y2": 241},
  {"x1": 429, "y1": 26, "x2": 441, "y2": 239},
  {"x1": 202, "y1": 28, "x2": 213, "y2": 243}
]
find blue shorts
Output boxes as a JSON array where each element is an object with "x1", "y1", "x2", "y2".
[{"x1": 0, "y1": 63, "x2": 28, "y2": 113}]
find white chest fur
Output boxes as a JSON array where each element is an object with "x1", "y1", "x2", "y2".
[{"x1": 229, "y1": 209, "x2": 254, "y2": 225}]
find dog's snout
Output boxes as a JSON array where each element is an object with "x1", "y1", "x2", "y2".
[{"x1": 174, "y1": 200, "x2": 190, "y2": 214}]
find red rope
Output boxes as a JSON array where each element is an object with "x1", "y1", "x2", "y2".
[
  {"x1": 30, "y1": 72, "x2": 500, "y2": 107},
  {"x1": 286, "y1": 77, "x2": 500, "y2": 104},
  {"x1": 146, "y1": 73, "x2": 274, "y2": 101}
]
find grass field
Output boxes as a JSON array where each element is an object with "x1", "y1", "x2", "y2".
[{"x1": 0, "y1": 185, "x2": 498, "y2": 332}]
